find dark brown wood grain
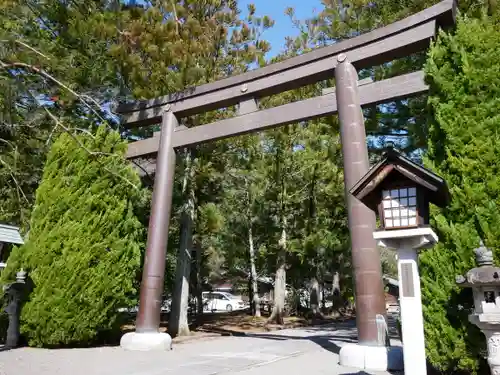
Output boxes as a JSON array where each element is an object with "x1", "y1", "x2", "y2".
[{"x1": 126, "y1": 70, "x2": 427, "y2": 158}]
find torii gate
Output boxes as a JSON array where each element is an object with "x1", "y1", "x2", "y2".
[{"x1": 117, "y1": 0, "x2": 455, "y2": 368}]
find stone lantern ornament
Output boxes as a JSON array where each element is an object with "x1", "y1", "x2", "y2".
[
  {"x1": 3, "y1": 269, "x2": 29, "y2": 348},
  {"x1": 349, "y1": 147, "x2": 450, "y2": 375},
  {"x1": 457, "y1": 241, "x2": 500, "y2": 375}
]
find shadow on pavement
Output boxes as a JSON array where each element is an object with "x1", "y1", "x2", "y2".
[
  {"x1": 201, "y1": 319, "x2": 357, "y2": 355},
  {"x1": 201, "y1": 317, "x2": 402, "y2": 375}
]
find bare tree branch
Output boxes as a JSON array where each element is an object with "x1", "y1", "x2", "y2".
[
  {"x1": 171, "y1": 0, "x2": 180, "y2": 35},
  {"x1": 0, "y1": 60, "x2": 108, "y2": 124},
  {"x1": 1, "y1": 39, "x2": 142, "y2": 195},
  {"x1": 131, "y1": 159, "x2": 154, "y2": 183},
  {"x1": 0, "y1": 39, "x2": 51, "y2": 60},
  {"x1": 0, "y1": 137, "x2": 18, "y2": 151},
  {"x1": 0, "y1": 157, "x2": 29, "y2": 204}
]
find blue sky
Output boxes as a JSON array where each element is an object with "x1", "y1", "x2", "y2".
[{"x1": 239, "y1": 0, "x2": 323, "y2": 57}]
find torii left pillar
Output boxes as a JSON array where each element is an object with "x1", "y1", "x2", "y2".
[{"x1": 121, "y1": 108, "x2": 177, "y2": 351}]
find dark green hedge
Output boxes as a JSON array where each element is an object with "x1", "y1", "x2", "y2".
[
  {"x1": 1, "y1": 127, "x2": 148, "y2": 347},
  {"x1": 421, "y1": 13, "x2": 500, "y2": 373}
]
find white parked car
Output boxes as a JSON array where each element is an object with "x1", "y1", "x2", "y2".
[{"x1": 202, "y1": 291, "x2": 246, "y2": 312}]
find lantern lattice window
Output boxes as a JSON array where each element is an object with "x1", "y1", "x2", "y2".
[{"x1": 382, "y1": 188, "x2": 418, "y2": 228}]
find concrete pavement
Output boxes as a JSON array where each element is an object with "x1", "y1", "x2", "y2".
[{"x1": 0, "y1": 320, "x2": 402, "y2": 375}]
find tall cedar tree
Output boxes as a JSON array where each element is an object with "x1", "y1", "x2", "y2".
[
  {"x1": 420, "y1": 14, "x2": 500, "y2": 373},
  {"x1": 298, "y1": 0, "x2": 498, "y2": 157},
  {"x1": 1, "y1": 127, "x2": 147, "y2": 347}
]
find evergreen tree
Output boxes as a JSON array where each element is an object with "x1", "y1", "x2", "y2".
[
  {"x1": 1, "y1": 126, "x2": 147, "y2": 347},
  {"x1": 420, "y1": 13, "x2": 500, "y2": 373},
  {"x1": 293, "y1": 0, "x2": 498, "y2": 158},
  {"x1": 218, "y1": 133, "x2": 269, "y2": 317}
]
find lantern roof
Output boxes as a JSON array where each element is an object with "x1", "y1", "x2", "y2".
[
  {"x1": 350, "y1": 148, "x2": 450, "y2": 209},
  {"x1": 457, "y1": 240, "x2": 500, "y2": 288},
  {"x1": 0, "y1": 223, "x2": 24, "y2": 245},
  {"x1": 456, "y1": 266, "x2": 500, "y2": 288}
]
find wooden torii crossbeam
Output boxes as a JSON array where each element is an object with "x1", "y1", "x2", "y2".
[{"x1": 117, "y1": 0, "x2": 456, "y2": 355}]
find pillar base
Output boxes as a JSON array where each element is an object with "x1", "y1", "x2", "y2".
[
  {"x1": 120, "y1": 331, "x2": 172, "y2": 351},
  {"x1": 339, "y1": 343, "x2": 404, "y2": 371}
]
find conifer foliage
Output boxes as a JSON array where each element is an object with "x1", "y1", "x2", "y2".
[
  {"x1": 3, "y1": 127, "x2": 147, "y2": 347},
  {"x1": 421, "y1": 13, "x2": 500, "y2": 373}
]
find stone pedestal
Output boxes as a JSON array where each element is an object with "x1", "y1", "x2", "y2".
[
  {"x1": 120, "y1": 331, "x2": 172, "y2": 351},
  {"x1": 456, "y1": 240, "x2": 500, "y2": 375},
  {"x1": 339, "y1": 343, "x2": 403, "y2": 371},
  {"x1": 484, "y1": 330, "x2": 500, "y2": 374},
  {"x1": 469, "y1": 316, "x2": 500, "y2": 375},
  {"x1": 3, "y1": 269, "x2": 29, "y2": 349}
]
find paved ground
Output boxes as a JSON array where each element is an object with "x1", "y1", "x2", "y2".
[{"x1": 0, "y1": 320, "x2": 402, "y2": 375}]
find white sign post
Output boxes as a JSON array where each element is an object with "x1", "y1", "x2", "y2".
[{"x1": 374, "y1": 228, "x2": 438, "y2": 375}]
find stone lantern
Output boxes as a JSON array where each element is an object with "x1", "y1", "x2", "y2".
[
  {"x1": 456, "y1": 241, "x2": 500, "y2": 375},
  {"x1": 3, "y1": 269, "x2": 29, "y2": 348},
  {"x1": 350, "y1": 148, "x2": 450, "y2": 375}
]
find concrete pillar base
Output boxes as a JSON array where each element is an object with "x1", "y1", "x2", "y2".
[
  {"x1": 339, "y1": 343, "x2": 404, "y2": 371},
  {"x1": 120, "y1": 331, "x2": 172, "y2": 351}
]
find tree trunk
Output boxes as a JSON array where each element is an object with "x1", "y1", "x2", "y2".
[
  {"x1": 332, "y1": 271, "x2": 341, "y2": 309},
  {"x1": 168, "y1": 210, "x2": 193, "y2": 337},
  {"x1": 310, "y1": 277, "x2": 321, "y2": 317},
  {"x1": 248, "y1": 276, "x2": 254, "y2": 315},
  {"x1": 268, "y1": 227, "x2": 287, "y2": 325},
  {"x1": 168, "y1": 150, "x2": 195, "y2": 337},
  {"x1": 321, "y1": 282, "x2": 326, "y2": 309},
  {"x1": 195, "y1": 243, "x2": 204, "y2": 316},
  {"x1": 248, "y1": 225, "x2": 260, "y2": 317}
]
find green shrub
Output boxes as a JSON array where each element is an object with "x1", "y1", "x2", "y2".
[
  {"x1": 1, "y1": 127, "x2": 147, "y2": 347},
  {"x1": 421, "y1": 13, "x2": 500, "y2": 373}
]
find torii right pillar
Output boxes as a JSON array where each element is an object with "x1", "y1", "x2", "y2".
[{"x1": 335, "y1": 53, "x2": 403, "y2": 372}]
